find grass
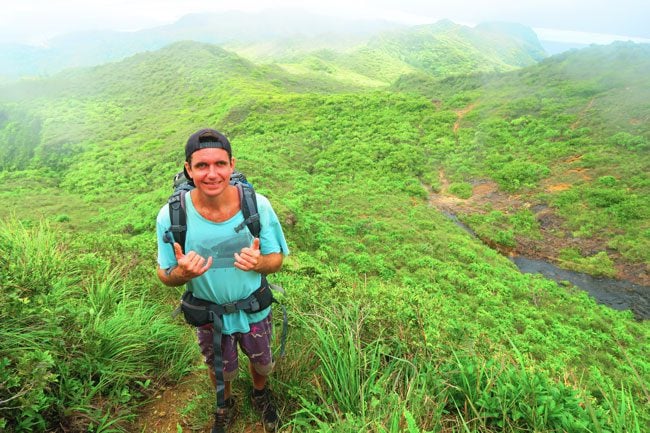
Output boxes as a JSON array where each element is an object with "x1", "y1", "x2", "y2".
[
  {"x1": 0, "y1": 219, "x2": 647, "y2": 432},
  {"x1": 0, "y1": 219, "x2": 196, "y2": 432},
  {"x1": 280, "y1": 300, "x2": 646, "y2": 433}
]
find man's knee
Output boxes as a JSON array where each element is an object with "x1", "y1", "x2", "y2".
[
  {"x1": 252, "y1": 360, "x2": 275, "y2": 377},
  {"x1": 223, "y1": 368, "x2": 239, "y2": 382}
]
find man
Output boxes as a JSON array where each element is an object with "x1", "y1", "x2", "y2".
[{"x1": 156, "y1": 128, "x2": 289, "y2": 432}]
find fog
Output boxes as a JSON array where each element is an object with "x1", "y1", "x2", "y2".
[{"x1": 2, "y1": 0, "x2": 649, "y2": 46}]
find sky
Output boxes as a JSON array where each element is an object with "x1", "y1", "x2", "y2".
[{"x1": 2, "y1": 0, "x2": 650, "y2": 46}]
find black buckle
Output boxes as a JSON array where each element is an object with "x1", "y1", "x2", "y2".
[
  {"x1": 248, "y1": 297, "x2": 260, "y2": 312},
  {"x1": 222, "y1": 302, "x2": 238, "y2": 314}
]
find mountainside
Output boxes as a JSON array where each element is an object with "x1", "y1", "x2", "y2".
[
  {"x1": 393, "y1": 42, "x2": 649, "y2": 285},
  {"x1": 0, "y1": 41, "x2": 369, "y2": 172},
  {"x1": 0, "y1": 39, "x2": 648, "y2": 432},
  {"x1": 230, "y1": 19, "x2": 548, "y2": 87},
  {"x1": 0, "y1": 9, "x2": 402, "y2": 79},
  {"x1": 367, "y1": 20, "x2": 546, "y2": 78}
]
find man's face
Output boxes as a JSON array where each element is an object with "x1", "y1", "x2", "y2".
[{"x1": 185, "y1": 147, "x2": 234, "y2": 198}]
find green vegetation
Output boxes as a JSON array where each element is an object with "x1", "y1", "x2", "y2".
[
  {"x1": 0, "y1": 220, "x2": 195, "y2": 431},
  {"x1": 390, "y1": 42, "x2": 650, "y2": 267},
  {"x1": 0, "y1": 35, "x2": 648, "y2": 432},
  {"x1": 367, "y1": 20, "x2": 545, "y2": 78},
  {"x1": 558, "y1": 248, "x2": 617, "y2": 278}
]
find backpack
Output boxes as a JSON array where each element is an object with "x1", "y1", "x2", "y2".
[{"x1": 162, "y1": 170, "x2": 260, "y2": 252}]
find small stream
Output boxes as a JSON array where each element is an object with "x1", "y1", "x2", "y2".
[
  {"x1": 443, "y1": 211, "x2": 649, "y2": 320},
  {"x1": 512, "y1": 257, "x2": 649, "y2": 320}
]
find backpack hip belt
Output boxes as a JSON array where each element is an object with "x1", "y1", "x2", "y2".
[{"x1": 180, "y1": 282, "x2": 274, "y2": 320}]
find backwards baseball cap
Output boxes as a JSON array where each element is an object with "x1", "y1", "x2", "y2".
[{"x1": 185, "y1": 128, "x2": 232, "y2": 161}]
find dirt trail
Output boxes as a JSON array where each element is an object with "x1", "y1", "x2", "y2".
[
  {"x1": 133, "y1": 373, "x2": 202, "y2": 433},
  {"x1": 429, "y1": 169, "x2": 648, "y2": 286},
  {"x1": 453, "y1": 104, "x2": 476, "y2": 134},
  {"x1": 132, "y1": 372, "x2": 265, "y2": 433}
]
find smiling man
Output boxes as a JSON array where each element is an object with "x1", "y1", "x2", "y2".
[{"x1": 155, "y1": 128, "x2": 289, "y2": 432}]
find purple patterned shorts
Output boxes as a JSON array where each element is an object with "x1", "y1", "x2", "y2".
[{"x1": 197, "y1": 313, "x2": 274, "y2": 380}]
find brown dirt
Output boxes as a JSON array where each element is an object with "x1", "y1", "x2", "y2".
[
  {"x1": 566, "y1": 168, "x2": 592, "y2": 181},
  {"x1": 131, "y1": 371, "x2": 270, "y2": 433},
  {"x1": 546, "y1": 183, "x2": 572, "y2": 192},
  {"x1": 133, "y1": 374, "x2": 202, "y2": 433},
  {"x1": 428, "y1": 170, "x2": 649, "y2": 286},
  {"x1": 453, "y1": 104, "x2": 476, "y2": 134},
  {"x1": 564, "y1": 155, "x2": 583, "y2": 163}
]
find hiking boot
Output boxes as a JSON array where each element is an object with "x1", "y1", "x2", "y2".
[
  {"x1": 251, "y1": 387, "x2": 280, "y2": 432},
  {"x1": 211, "y1": 397, "x2": 236, "y2": 433}
]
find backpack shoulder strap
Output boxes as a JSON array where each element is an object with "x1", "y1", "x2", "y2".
[
  {"x1": 166, "y1": 189, "x2": 188, "y2": 253},
  {"x1": 233, "y1": 182, "x2": 261, "y2": 238}
]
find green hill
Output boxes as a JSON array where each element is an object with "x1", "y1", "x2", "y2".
[
  {"x1": 367, "y1": 20, "x2": 546, "y2": 78},
  {"x1": 251, "y1": 20, "x2": 548, "y2": 85},
  {"x1": 0, "y1": 40, "x2": 648, "y2": 432},
  {"x1": 392, "y1": 42, "x2": 649, "y2": 280}
]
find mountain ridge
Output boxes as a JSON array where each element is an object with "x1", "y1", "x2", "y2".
[
  {"x1": 0, "y1": 10, "x2": 546, "y2": 80},
  {"x1": 0, "y1": 9, "x2": 402, "y2": 79}
]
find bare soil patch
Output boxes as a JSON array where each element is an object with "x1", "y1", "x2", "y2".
[
  {"x1": 453, "y1": 104, "x2": 476, "y2": 134},
  {"x1": 133, "y1": 375, "x2": 202, "y2": 433},
  {"x1": 546, "y1": 183, "x2": 572, "y2": 192},
  {"x1": 564, "y1": 155, "x2": 583, "y2": 163},
  {"x1": 566, "y1": 168, "x2": 592, "y2": 181},
  {"x1": 132, "y1": 371, "x2": 269, "y2": 433}
]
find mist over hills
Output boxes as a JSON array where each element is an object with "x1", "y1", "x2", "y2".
[
  {"x1": 366, "y1": 20, "x2": 545, "y2": 77},
  {"x1": 0, "y1": 9, "x2": 547, "y2": 80},
  {"x1": 0, "y1": 9, "x2": 400, "y2": 79}
]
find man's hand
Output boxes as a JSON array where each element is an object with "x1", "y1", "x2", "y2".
[
  {"x1": 234, "y1": 238, "x2": 261, "y2": 272},
  {"x1": 173, "y1": 242, "x2": 213, "y2": 279}
]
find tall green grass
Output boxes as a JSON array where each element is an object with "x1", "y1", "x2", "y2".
[
  {"x1": 283, "y1": 300, "x2": 646, "y2": 433},
  {"x1": 0, "y1": 219, "x2": 197, "y2": 432},
  {"x1": 289, "y1": 303, "x2": 433, "y2": 432}
]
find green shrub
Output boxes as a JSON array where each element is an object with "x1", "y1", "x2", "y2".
[
  {"x1": 494, "y1": 161, "x2": 550, "y2": 191},
  {"x1": 449, "y1": 182, "x2": 473, "y2": 199},
  {"x1": 443, "y1": 353, "x2": 595, "y2": 432},
  {"x1": 558, "y1": 248, "x2": 617, "y2": 277},
  {"x1": 53, "y1": 213, "x2": 70, "y2": 223},
  {"x1": 597, "y1": 175, "x2": 617, "y2": 187},
  {"x1": 608, "y1": 132, "x2": 648, "y2": 152}
]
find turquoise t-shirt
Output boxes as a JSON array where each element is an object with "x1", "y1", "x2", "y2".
[{"x1": 156, "y1": 190, "x2": 289, "y2": 334}]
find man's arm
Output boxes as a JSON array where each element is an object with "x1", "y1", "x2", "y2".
[{"x1": 157, "y1": 265, "x2": 190, "y2": 287}]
